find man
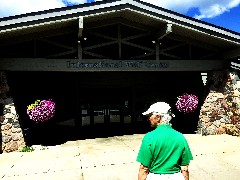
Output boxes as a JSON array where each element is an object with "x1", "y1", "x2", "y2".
[{"x1": 136, "y1": 102, "x2": 193, "y2": 180}]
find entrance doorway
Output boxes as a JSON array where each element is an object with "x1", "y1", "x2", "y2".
[
  {"x1": 80, "y1": 102, "x2": 131, "y2": 126},
  {"x1": 76, "y1": 86, "x2": 133, "y2": 127},
  {"x1": 6, "y1": 71, "x2": 204, "y2": 145}
]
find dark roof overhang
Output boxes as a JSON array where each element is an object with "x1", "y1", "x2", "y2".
[{"x1": 0, "y1": 0, "x2": 239, "y2": 59}]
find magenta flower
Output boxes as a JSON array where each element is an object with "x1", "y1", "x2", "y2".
[
  {"x1": 176, "y1": 93, "x2": 198, "y2": 113},
  {"x1": 27, "y1": 99, "x2": 56, "y2": 123}
]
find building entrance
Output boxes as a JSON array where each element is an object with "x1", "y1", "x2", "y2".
[
  {"x1": 6, "y1": 71, "x2": 204, "y2": 145},
  {"x1": 79, "y1": 97, "x2": 131, "y2": 126}
]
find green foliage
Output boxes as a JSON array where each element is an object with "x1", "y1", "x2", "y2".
[
  {"x1": 20, "y1": 146, "x2": 35, "y2": 152},
  {"x1": 27, "y1": 100, "x2": 41, "y2": 110}
]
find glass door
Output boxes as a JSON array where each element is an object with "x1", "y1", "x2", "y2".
[
  {"x1": 93, "y1": 105, "x2": 121, "y2": 124},
  {"x1": 80, "y1": 103, "x2": 130, "y2": 126}
]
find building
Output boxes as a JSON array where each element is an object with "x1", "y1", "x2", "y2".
[{"x1": 0, "y1": 0, "x2": 240, "y2": 153}]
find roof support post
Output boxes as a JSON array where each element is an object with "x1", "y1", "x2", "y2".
[
  {"x1": 155, "y1": 23, "x2": 172, "y2": 60},
  {"x1": 157, "y1": 23, "x2": 172, "y2": 41},
  {"x1": 78, "y1": 41, "x2": 82, "y2": 60},
  {"x1": 156, "y1": 42, "x2": 159, "y2": 60},
  {"x1": 78, "y1": 16, "x2": 83, "y2": 60},
  {"x1": 118, "y1": 24, "x2": 122, "y2": 59},
  {"x1": 78, "y1": 16, "x2": 83, "y2": 38}
]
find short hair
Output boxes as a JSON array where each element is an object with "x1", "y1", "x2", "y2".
[{"x1": 152, "y1": 112, "x2": 173, "y2": 125}]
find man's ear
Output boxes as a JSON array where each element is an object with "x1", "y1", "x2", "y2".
[{"x1": 156, "y1": 114, "x2": 161, "y2": 122}]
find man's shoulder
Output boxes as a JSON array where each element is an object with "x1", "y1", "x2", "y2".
[
  {"x1": 144, "y1": 130, "x2": 153, "y2": 138},
  {"x1": 143, "y1": 129, "x2": 156, "y2": 140},
  {"x1": 174, "y1": 129, "x2": 186, "y2": 137}
]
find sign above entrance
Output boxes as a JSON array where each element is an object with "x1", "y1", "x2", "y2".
[
  {"x1": 0, "y1": 58, "x2": 227, "y2": 71},
  {"x1": 67, "y1": 60, "x2": 169, "y2": 69}
]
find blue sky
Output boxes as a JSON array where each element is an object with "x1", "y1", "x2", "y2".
[
  {"x1": 0, "y1": 0, "x2": 239, "y2": 33},
  {"x1": 185, "y1": 5, "x2": 240, "y2": 33}
]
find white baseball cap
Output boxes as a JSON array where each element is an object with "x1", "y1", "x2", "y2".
[{"x1": 142, "y1": 102, "x2": 171, "y2": 115}]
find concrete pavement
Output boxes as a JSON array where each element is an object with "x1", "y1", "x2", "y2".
[{"x1": 0, "y1": 134, "x2": 240, "y2": 180}]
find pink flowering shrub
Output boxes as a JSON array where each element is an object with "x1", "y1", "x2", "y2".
[
  {"x1": 176, "y1": 93, "x2": 198, "y2": 113},
  {"x1": 27, "y1": 99, "x2": 56, "y2": 123}
]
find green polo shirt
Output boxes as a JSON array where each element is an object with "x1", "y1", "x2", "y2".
[{"x1": 136, "y1": 124, "x2": 193, "y2": 174}]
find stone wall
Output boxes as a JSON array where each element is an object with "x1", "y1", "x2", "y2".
[
  {"x1": 0, "y1": 72, "x2": 25, "y2": 153},
  {"x1": 199, "y1": 70, "x2": 240, "y2": 136}
]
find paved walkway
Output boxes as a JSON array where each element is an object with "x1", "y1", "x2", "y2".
[{"x1": 0, "y1": 134, "x2": 240, "y2": 180}]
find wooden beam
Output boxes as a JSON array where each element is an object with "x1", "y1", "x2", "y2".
[
  {"x1": 222, "y1": 47, "x2": 240, "y2": 59},
  {"x1": 121, "y1": 41, "x2": 154, "y2": 52},
  {"x1": 130, "y1": 52, "x2": 155, "y2": 59},
  {"x1": 38, "y1": 38, "x2": 76, "y2": 58},
  {"x1": 83, "y1": 41, "x2": 118, "y2": 50},
  {"x1": 159, "y1": 52, "x2": 182, "y2": 59},
  {"x1": 47, "y1": 49, "x2": 77, "y2": 58},
  {"x1": 39, "y1": 38, "x2": 75, "y2": 51},
  {"x1": 199, "y1": 52, "x2": 219, "y2": 60},
  {"x1": 83, "y1": 51, "x2": 108, "y2": 59},
  {"x1": 160, "y1": 43, "x2": 186, "y2": 52},
  {"x1": 121, "y1": 32, "x2": 152, "y2": 41},
  {"x1": 86, "y1": 30, "x2": 151, "y2": 42},
  {"x1": 167, "y1": 34, "x2": 220, "y2": 51},
  {"x1": 0, "y1": 26, "x2": 76, "y2": 47},
  {"x1": 87, "y1": 31, "x2": 116, "y2": 41},
  {"x1": 86, "y1": 17, "x2": 153, "y2": 32}
]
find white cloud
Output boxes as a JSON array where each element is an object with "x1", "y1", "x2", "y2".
[
  {"x1": 0, "y1": 0, "x2": 65, "y2": 18},
  {"x1": 194, "y1": 0, "x2": 240, "y2": 19},
  {"x1": 141, "y1": 0, "x2": 197, "y2": 13},
  {"x1": 141, "y1": 0, "x2": 240, "y2": 19},
  {"x1": 65, "y1": 0, "x2": 86, "y2": 4},
  {"x1": 0, "y1": 0, "x2": 239, "y2": 20}
]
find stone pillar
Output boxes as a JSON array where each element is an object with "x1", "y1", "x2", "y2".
[
  {"x1": 199, "y1": 69, "x2": 240, "y2": 136},
  {"x1": 0, "y1": 72, "x2": 25, "y2": 153}
]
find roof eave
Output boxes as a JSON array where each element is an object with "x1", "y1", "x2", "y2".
[{"x1": 0, "y1": 0, "x2": 239, "y2": 45}]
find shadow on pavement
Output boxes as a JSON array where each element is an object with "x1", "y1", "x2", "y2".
[{"x1": 25, "y1": 122, "x2": 152, "y2": 146}]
